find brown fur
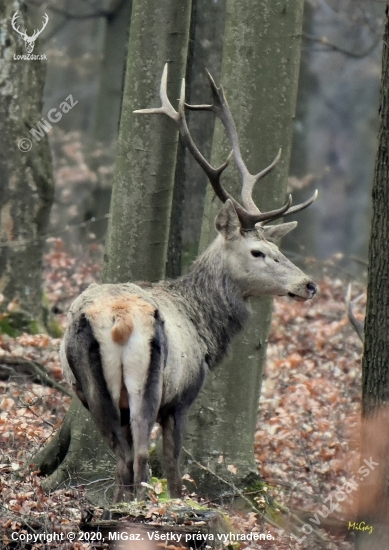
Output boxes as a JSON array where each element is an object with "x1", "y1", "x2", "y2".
[
  {"x1": 119, "y1": 383, "x2": 129, "y2": 409},
  {"x1": 112, "y1": 316, "x2": 134, "y2": 345},
  {"x1": 85, "y1": 294, "x2": 156, "y2": 345}
]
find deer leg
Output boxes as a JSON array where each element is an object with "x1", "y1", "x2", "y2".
[
  {"x1": 109, "y1": 420, "x2": 134, "y2": 503},
  {"x1": 129, "y1": 385, "x2": 162, "y2": 500},
  {"x1": 128, "y1": 412, "x2": 154, "y2": 500},
  {"x1": 161, "y1": 409, "x2": 186, "y2": 498},
  {"x1": 124, "y1": 311, "x2": 166, "y2": 500},
  {"x1": 65, "y1": 314, "x2": 133, "y2": 503}
]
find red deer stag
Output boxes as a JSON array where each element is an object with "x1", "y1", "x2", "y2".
[{"x1": 60, "y1": 65, "x2": 317, "y2": 502}]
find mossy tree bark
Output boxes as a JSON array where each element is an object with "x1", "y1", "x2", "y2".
[
  {"x1": 356, "y1": 5, "x2": 389, "y2": 549},
  {"x1": 102, "y1": 0, "x2": 193, "y2": 284},
  {"x1": 33, "y1": 0, "x2": 193, "y2": 503},
  {"x1": 0, "y1": 2, "x2": 54, "y2": 334},
  {"x1": 184, "y1": 0, "x2": 305, "y2": 496}
]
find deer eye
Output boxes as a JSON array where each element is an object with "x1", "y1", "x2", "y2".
[{"x1": 251, "y1": 250, "x2": 266, "y2": 258}]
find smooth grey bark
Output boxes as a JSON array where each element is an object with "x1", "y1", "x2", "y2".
[
  {"x1": 172, "y1": 0, "x2": 228, "y2": 273},
  {"x1": 93, "y1": 0, "x2": 133, "y2": 143},
  {"x1": 34, "y1": 0, "x2": 193, "y2": 502},
  {"x1": 283, "y1": 2, "x2": 318, "y2": 262},
  {"x1": 0, "y1": 2, "x2": 54, "y2": 333},
  {"x1": 103, "y1": 0, "x2": 193, "y2": 284},
  {"x1": 356, "y1": 5, "x2": 389, "y2": 548},
  {"x1": 184, "y1": 0, "x2": 305, "y2": 496},
  {"x1": 165, "y1": 0, "x2": 228, "y2": 278}
]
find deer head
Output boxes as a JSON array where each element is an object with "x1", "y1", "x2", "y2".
[
  {"x1": 134, "y1": 64, "x2": 317, "y2": 301},
  {"x1": 12, "y1": 11, "x2": 49, "y2": 54}
]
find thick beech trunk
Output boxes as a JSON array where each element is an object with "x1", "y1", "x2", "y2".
[
  {"x1": 184, "y1": 0, "x2": 305, "y2": 496},
  {"x1": 102, "y1": 0, "x2": 193, "y2": 284}
]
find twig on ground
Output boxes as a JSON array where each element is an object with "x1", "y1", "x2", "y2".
[
  {"x1": 182, "y1": 446, "x2": 328, "y2": 544},
  {"x1": 0, "y1": 356, "x2": 73, "y2": 398}
]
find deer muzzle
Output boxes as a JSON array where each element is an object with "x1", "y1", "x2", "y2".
[{"x1": 288, "y1": 281, "x2": 317, "y2": 301}]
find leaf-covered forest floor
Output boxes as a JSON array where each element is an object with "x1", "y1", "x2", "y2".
[{"x1": 0, "y1": 239, "x2": 365, "y2": 550}]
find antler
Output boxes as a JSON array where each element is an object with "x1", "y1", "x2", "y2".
[
  {"x1": 134, "y1": 64, "x2": 317, "y2": 230},
  {"x1": 134, "y1": 65, "x2": 252, "y2": 224},
  {"x1": 186, "y1": 70, "x2": 318, "y2": 225},
  {"x1": 11, "y1": 11, "x2": 27, "y2": 38}
]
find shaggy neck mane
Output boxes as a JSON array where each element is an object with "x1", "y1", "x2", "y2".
[{"x1": 161, "y1": 238, "x2": 250, "y2": 368}]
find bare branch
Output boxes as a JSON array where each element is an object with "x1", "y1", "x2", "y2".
[
  {"x1": 0, "y1": 356, "x2": 73, "y2": 398},
  {"x1": 346, "y1": 284, "x2": 365, "y2": 342},
  {"x1": 302, "y1": 33, "x2": 380, "y2": 59}
]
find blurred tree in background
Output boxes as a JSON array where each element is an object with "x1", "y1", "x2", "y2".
[{"x1": 0, "y1": 2, "x2": 54, "y2": 334}]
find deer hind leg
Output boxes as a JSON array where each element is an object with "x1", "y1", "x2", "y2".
[
  {"x1": 65, "y1": 314, "x2": 133, "y2": 503},
  {"x1": 113, "y1": 429, "x2": 134, "y2": 503},
  {"x1": 160, "y1": 409, "x2": 187, "y2": 498},
  {"x1": 116, "y1": 392, "x2": 134, "y2": 500},
  {"x1": 123, "y1": 311, "x2": 166, "y2": 500},
  {"x1": 160, "y1": 361, "x2": 208, "y2": 498}
]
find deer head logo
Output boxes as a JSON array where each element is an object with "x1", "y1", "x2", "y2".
[{"x1": 11, "y1": 11, "x2": 49, "y2": 54}]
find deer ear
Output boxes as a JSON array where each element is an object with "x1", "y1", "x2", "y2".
[
  {"x1": 262, "y1": 221, "x2": 298, "y2": 243},
  {"x1": 215, "y1": 200, "x2": 241, "y2": 239}
]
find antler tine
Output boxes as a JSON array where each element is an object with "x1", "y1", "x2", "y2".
[
  {"x1": 134, "y1": 64, "x2": 236, "y2": 206},
  {"x1": 134, "y1": 64, "x2": 177, "y2": 119},
  {"x1": 266, "y1": 189, "x2": 319, "y2": 223},
  {"x1": 242, "y1": 149, "x2": 282, "y2": 213},
  {"x1": 186, "y1": 70, "x2": 319, "y2": 227},
  {"x1": 187, "y1": 69, "x2": 283, "y2": 215},
  {"x1": 237, "y1": 194, "x2": 293, "y2": 230}
]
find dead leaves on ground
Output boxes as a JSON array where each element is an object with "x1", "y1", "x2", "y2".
[{"x1": 0, "y1": 256, "x2": 366, "y2": 549}]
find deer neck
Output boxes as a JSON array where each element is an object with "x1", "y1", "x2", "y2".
[{"x1": 164, "y1": 238, "x2": 250, "y2": 368}]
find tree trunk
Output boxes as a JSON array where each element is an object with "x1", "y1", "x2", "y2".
[
  {"x1": 0, "y1": 2, "x2": 54, "y2": 334},
  {"x1": 93, "y1": 0, "x2": 133, "y2": 143},
  {"x1": 283, "y1": 1, "x2": 318, "y2": 262},
  {"x1": 103, "y1": 0, "x2": 193, "y2": 284},
  {"x1": 184, "y1": 0, "x2": 305, "y2": 497},
  {"x1": 34, "y1": 0, "x2": 193, "y2": 503},
  {"x1": 166, "y1": 0, "x2": 228, "y2": 275},
  {"x1": 356, "y1": 5, "x2": 389, "y2": 549},
  {"x1": 165, "y1": 0, "x2": 229, "y2": 278},
  {"x1": 33, "y1": 399, "x2": 116, "y2": 506}
]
